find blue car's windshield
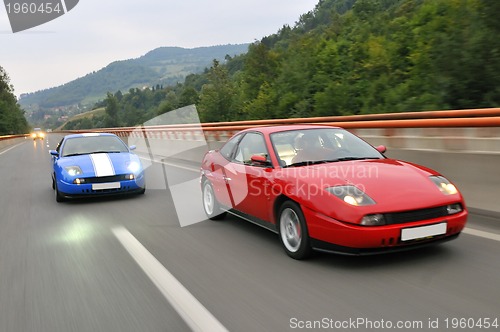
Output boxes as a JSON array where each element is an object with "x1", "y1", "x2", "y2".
[
  {"x1": 270, "y1": 128, "x2": 384, "y2": 167},
  {"x1": 61, "y1": 136, "x2": 129, "y2": 157}
]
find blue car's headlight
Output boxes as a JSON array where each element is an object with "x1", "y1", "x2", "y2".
[
  {"x1": 325, "y1": 185, "x2": 376, "y2": 206},
  {"x1": 127, "y1": 161, "x2": 141, "y2": 174},
  {"x1": 430, "y1": 176, "x2": 458, "y2": 195},
  {"x1": 65, "y1": 166, "x2": 83, "y2": 176}
]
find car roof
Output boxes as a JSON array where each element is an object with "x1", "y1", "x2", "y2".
[
  {"x1": 63, "y1": 133, "x2": 118, "y2": 140},
  {"x1": 239, "y1": 124, "x2": 341, "y2": 135}
]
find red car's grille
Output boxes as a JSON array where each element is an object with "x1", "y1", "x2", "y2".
[{"x1": 384, "y1": 206, "x2": 449, "y2": 224}]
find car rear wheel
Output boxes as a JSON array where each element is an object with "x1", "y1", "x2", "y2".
[
  {"x1": 202, "y1": 180, "x2": 226, "y2": 220},
  {"x1": 278, "y1": 201, "x2": 312, "y2": 260}
]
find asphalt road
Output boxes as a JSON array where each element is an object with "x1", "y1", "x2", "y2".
[{"x1": 0, "y1": 135, "x2": 499, "y2": 332}]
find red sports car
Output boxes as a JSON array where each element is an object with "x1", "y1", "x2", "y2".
[{"x1": 200, "y1": 125, "x2": 468, "y2": 259}]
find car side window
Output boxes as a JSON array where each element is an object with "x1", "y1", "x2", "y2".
[
  {"x1": 220, "y1": 134, "x2": 242, "y2": 161},
  {"x1": 233, "y1": 133, "x2": 268, "y2": 166},
  {"x1": 56, "y1": 139, "x2": 64, "y2": 153}
]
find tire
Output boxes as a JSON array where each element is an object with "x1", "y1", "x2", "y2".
[
  {"x1": 278, "y1": 201, "x2": 312, "y2": 260},
  {"x1": 202, "y1": 180, "x2": 226, "y2": 220},
  {"x1": 54, "y1": 180, "x2": 66, "y2": 203}
]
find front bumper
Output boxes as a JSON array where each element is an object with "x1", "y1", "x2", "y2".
[
  {"x1": 304, "y1": 206, "x2": 468, "y2": 255},
  {"x1": 57, "y1": 175, "x2": 145, "y2": 198}
]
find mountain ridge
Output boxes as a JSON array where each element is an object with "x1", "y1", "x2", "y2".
[{"x1": 19, "y1": 44, "x2": 249, "y2": 112}]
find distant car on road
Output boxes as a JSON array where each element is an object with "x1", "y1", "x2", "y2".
[
  {"x1": 50, "y1": 133, "x2": 145, "y2": 202},
  {"x1": 31, "y1": 128, "x2": 45, "y2": 140},
  {"x1": 200, "y1": 125, "x2": 468, "y2": 259}
]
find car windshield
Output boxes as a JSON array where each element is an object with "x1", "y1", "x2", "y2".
[
  {"x1": 270, "y1": 128, "x2": 384, "y2": 167},
  {"x1": 61, "y1": 135, "x2": 129, "y2": 157}
]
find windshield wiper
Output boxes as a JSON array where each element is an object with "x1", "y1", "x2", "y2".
[
  {"x1": 332, "y1": 157, "x2": 381, "y2": 162},
  {"x1": 62, "y1": 153, "x2": 87, "y2": 157},
  {"x1": 286, "y1": 160, "x2": 334, "y2": 167},
  {"x1": 286, "y1": 157, "x2": 380, "y2": 167},
  {"x1": 91, "y1": 150, "x2": 122, "y2": 154}
]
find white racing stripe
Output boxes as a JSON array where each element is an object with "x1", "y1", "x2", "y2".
[
  {"x1": 463, "y1": 227, "x2": 500, "y2": 242},
  {"x1": 112, "y1": 226, "x2": 228, "y2": 332},
  {"x1": 90, "y1": 153, "x2": 115, "y2": 177}
]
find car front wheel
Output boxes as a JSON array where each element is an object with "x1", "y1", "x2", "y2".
[
  {"x1": 202, "y1": 180, "x2": 226, "y2": 220},
  {"x1": 278, "y1": 201, "x2": 312, "y2": 260},
  {"x1": 54, "y1": 179, "x2": 66, "y2": 203}
]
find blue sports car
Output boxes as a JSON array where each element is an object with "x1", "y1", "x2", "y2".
[{"x1": 50, "y1": 133, "x2": 146, "y2": 202}]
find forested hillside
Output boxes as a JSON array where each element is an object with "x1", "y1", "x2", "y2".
[
  {"x1": 0, "y1": 66, "x2": 29, "y2": 135},
  {"x1": 63, "y1": 0, "x2": 500, "y2": 130},
  {"x1": 19, "y1": 44, "x2": 249, "y2": 111}
]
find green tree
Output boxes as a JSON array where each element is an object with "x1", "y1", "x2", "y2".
[
  {"x1": 104, "y1": 92, "x2": 119, "y2": 127},
  {"x1": 0, "y1": 66, "x2": 29, "y2": 135},
  {"x1": 198, "y1": 60, "x2": 235, "y2": 122}
]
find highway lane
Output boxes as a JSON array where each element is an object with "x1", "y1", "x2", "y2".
[
  {"x1": 0, "y1": 137, "x2": 190, "y2": 332},
  {"x1": 1, "y1": 135, "x2": 499, "y2": 332}
]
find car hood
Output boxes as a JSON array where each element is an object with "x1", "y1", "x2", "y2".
[
  {"x1": 280, "y1": 158, "x2": 460, "y2": 212},
  {"x1": 57, "y1": 152, "x2": 141, "y2": 177}
]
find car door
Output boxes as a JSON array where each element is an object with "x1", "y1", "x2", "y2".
[{"x1": 224, "y1": 132, "x2": 274, "y2": 222}]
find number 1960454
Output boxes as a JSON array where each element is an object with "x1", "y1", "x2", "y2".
[{"x1": 5, "y1": 2, "x2": 63, "y2": 14}]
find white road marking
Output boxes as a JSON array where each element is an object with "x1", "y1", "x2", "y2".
[
  {"x1": 112, "y1": 226, "x2": 228, "y2": 332},
  {"x1": 0, "y1": 142, "x2": 25, "y2": 156},
  {"x1": 139, "y1": 156, "x2": 199, "y2": 173},
  {"x1": 463, "y1": 227, "x2": 500, "y2": 242}
]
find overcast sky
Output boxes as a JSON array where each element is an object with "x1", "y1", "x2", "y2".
[{"x1": 0, "y1": 0, "x2": 319, "y2": 97}]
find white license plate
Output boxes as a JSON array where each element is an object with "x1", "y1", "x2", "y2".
[
  {"x1": 92, "y1": 182, "x2": 121, "y2": 190},
  {"x1": 401, "y1": 222, "x2": 447, "y2": 241}
]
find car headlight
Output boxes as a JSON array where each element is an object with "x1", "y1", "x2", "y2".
[
  {"x1": 73, "y1": 178, "x2": 86, "y2": 185},
  {"x1": 430, "y1": 176, "x2": 458, "y2": 195},
  {"x1": 127, "y1": 161, "x2": 141, "y2": 174},
  {"x1": 446, "y1": 203, "x2": 463, "y2": 215},
  {"x1": 361, "y1": 214, "x2": 386, "y2": 226},
  {"x1": 65, "y1": 166, "x2": 83, "y2": 176},
  {"x1": 325, "y1": 185, "x2": 376, "y2": 206}
]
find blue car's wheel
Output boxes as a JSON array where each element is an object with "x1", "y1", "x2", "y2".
[{"x1": 54, "y1": 178, "x2": 66, "y2": 203}]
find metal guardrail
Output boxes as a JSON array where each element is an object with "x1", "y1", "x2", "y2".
[
  {"x1": 0, "y1": 134, "x2": 29, "y2": 141},
  {"x1": 54, "y1": 108, "x2": 500, "y2": 141}
]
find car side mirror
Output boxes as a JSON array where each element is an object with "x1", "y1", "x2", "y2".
[
  {"x1": 49, "y1": 150, "x2": 59, "y2": 157},
  {"x1": 250, "y1": 155, "x2": 271, "y2": 167},
  {"x1": 376, "y1": 145, "x2": 387, "y2": 154},
  {"x1": 129, "y1": 145, "x2": 136, "y2": 151}
]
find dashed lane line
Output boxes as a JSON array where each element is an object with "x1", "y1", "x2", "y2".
[
  {"x1": 463, "y1": 227, "x2": 500, "y2": 242},
  {"x1": 112, "y1": 226, "x2": 228, "y2": 332}
]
